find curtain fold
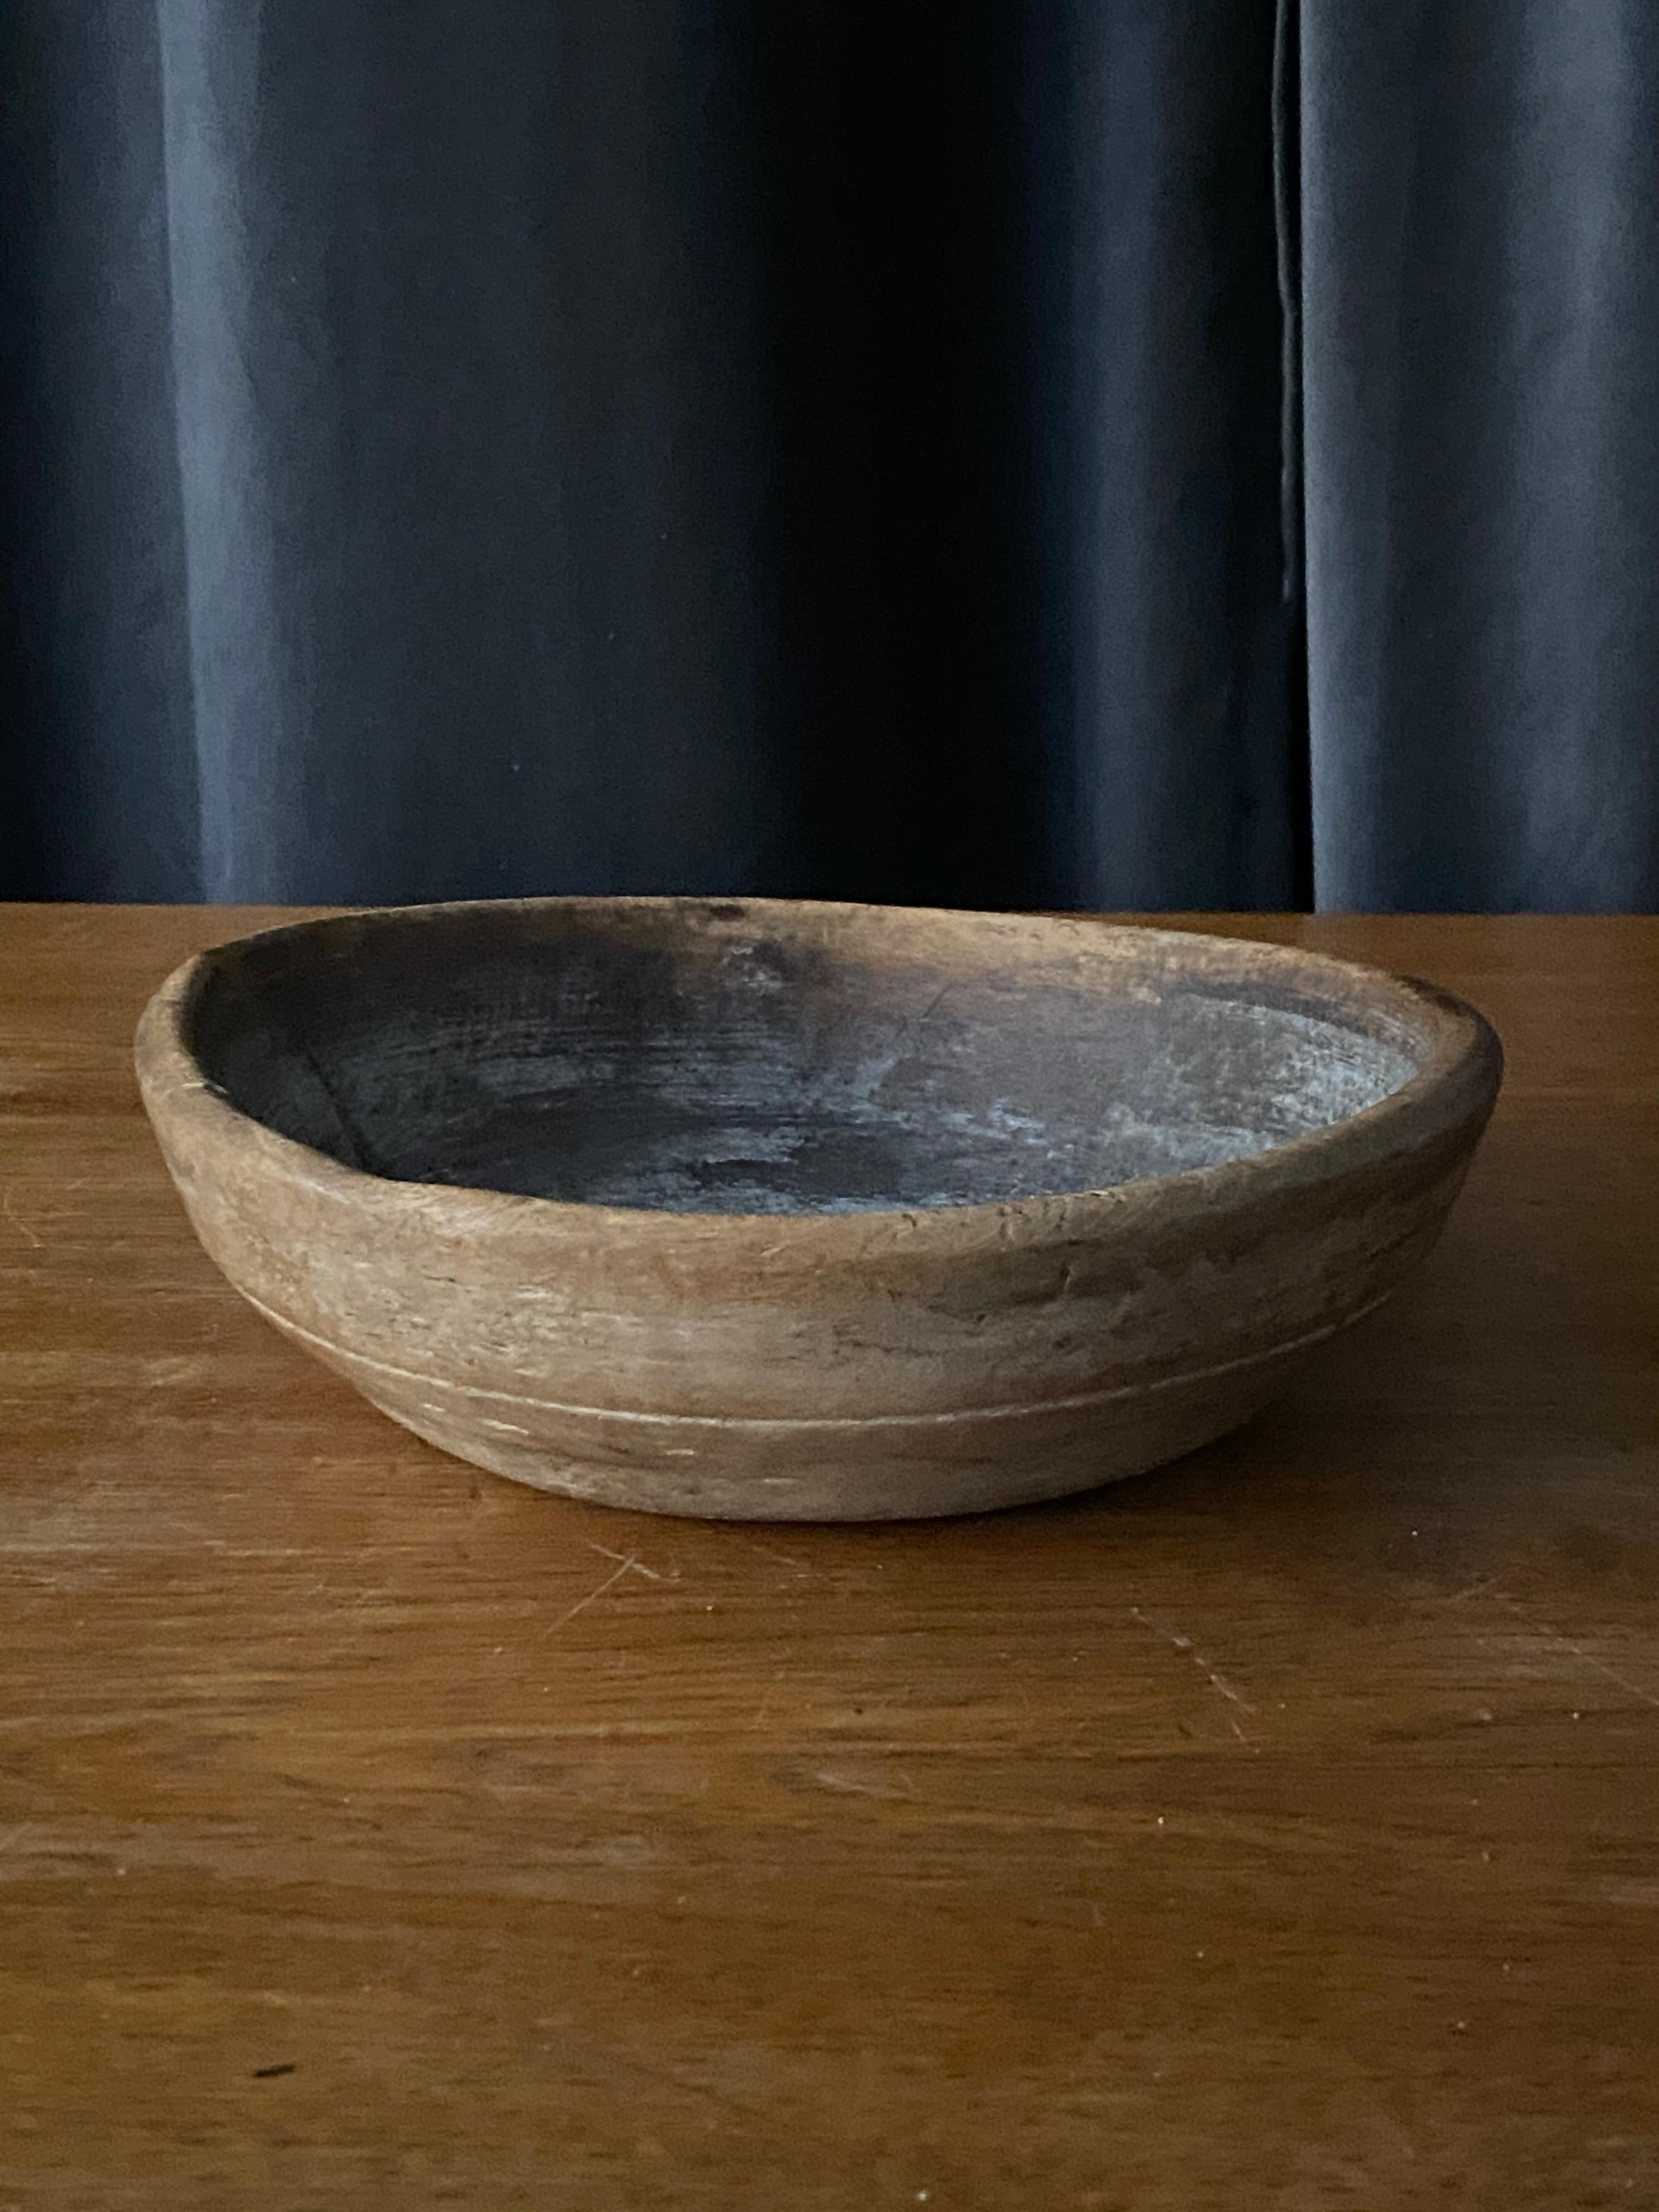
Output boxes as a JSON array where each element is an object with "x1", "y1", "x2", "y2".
[
  {"x1": 4, "y1": 3, "x2": 1656, "y2": 910},
  {"x1": 1301, "y1": 0, "x2": 1659, "y2": 910}
]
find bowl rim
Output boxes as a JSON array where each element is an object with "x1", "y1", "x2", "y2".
[{"x1": 134, "y1": 896, "x2": 1504, "y2": 1265}]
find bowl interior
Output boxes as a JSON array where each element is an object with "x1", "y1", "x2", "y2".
[{"x1": 184, "y1": 904, "x2": 1427, "y2": 1216}]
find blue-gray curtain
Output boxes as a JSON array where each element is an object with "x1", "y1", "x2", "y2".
[{"x1": 4, "y1": 3, "x2": 1657, "y2": 910}]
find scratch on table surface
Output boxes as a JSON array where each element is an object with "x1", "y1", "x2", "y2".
[
  {"x1": 727, "y1": 1531, "x2": 809, "y2": 1574},
  {"x1": 584, "y1": 1538, "x2": 666, "y2": 1583},
  {"x1": 751, "y1": 1666, "x2": 789, "y2": 1728},
  {"x1": 1443, "y1": 1577, "x2": 1504, "y2": 1607},
  {"x1": 815, "y1": 1765, "x2": 919, "y2": 1802},
  {"x1": 547, "y1": 1553, "x2": 653, "y2": 1633},
  {"x1": 1537, "y1": 1628, "x2": 1659, "y2": 1711},
  {"x1": 1476, "y1": 1593, "x2": 1659, "y2": 1711},
  {"x1": 535, "y1": 2023, "x2": 751, "y2": 2114},
  {"x1": 1130, "y1": 1606, "x2": 1258, "y2": 1740},
  {"x1": 2, "y1": 1191, "x2": 42, "y2": 1247}
]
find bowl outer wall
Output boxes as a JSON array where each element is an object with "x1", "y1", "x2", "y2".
[{"x1": 133, "y1": 902, "x2": 1504, "y2": 1435}]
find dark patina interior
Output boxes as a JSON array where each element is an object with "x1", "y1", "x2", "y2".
[{"x1": 185, "y1": 904, "x2": 1425, "y2": 1216}]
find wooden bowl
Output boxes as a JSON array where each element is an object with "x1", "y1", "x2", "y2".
[{"x1": 136, "y1": 899, "x2": 1502, "y2": 1521}]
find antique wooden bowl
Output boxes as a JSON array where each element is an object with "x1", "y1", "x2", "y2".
[{"x1": 136, "y1": 899, "x2": 1502, "y2": 1520}]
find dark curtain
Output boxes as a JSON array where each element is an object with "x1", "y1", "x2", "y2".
[
  {"x1": 1303, "y1": 0, "x2": 1659, "y2": 909},
  {"x1": 3, "y1": 3, "x2": 1656, "y2": 911}
]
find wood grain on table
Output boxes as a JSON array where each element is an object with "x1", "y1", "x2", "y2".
[{"x1": 1, "y1": 907, "x2": 1656, "y2": 2211}]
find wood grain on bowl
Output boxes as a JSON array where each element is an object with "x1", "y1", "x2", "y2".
[{"x1": 134, "y1": 900, "x2": 1502, "y2": 1519}]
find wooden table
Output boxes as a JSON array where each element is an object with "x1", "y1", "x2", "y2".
[{"x1": 2, "y1": 908, "x2": 1656, "y2": 2210}]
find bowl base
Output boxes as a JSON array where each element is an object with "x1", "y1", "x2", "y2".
[{"x1": 342, "y1": 1342, "x2": 1321, "y2": 1521}]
